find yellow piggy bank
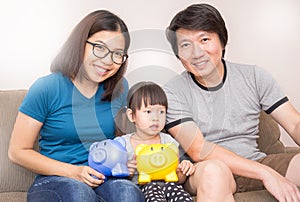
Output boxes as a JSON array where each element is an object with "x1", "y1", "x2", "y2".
[{"x1": 135, "y1": 143, "x2": 179, "y2": 184}]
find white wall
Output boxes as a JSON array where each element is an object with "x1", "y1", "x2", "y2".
[{"x1": 1, "y1": 0, "x2": 299, "y2": 146}]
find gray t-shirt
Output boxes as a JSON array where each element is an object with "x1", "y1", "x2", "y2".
[{"x1": 163, "y1": 60, "x2": 288, "y2": 160}]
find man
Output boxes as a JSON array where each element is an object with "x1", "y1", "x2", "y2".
[{"x1": 164, "y1": 3, "x2": 300, "y2": 202}]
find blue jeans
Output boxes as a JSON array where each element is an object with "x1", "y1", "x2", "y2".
[{"x1": 27, "y1": 175, "x2": 145, "y2": 202}]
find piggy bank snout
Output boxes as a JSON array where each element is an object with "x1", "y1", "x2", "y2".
[
  {"x1": 149, "y1": 153, "x2": 166, "y2": 167},
  {"x1": 91, "y1": 149, "x2": 107, "y2": 163}
]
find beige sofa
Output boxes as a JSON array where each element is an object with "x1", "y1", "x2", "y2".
[{"x1": 1, "y1": 89, "x2": 299, "y2": 202}]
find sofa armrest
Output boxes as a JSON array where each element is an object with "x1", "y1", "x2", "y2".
[{"x1": 0, "y1": 90, "x2": 36, "y2": 193}]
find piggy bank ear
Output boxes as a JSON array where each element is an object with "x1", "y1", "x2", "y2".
[
  {"x1": 89, "y1": 142, "x2": 99, "y2": 152},
  {"x1": 165, "y1": 143, "x2": 178, "y2": 153},
  {"x1": 135, "y1": 144, "x2": 147, "y2": 155},
  {"x1": 114, "y1": 136, "x2": 126, "y2": 148}
]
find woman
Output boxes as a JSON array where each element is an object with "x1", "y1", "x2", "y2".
[{"x1": 8, "y1": 10, "x2": 144, "y2": 202}]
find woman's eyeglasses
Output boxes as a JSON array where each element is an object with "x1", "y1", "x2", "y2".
[{"x1": 86, "y1": 41, "x2": 128, "y2": 65}]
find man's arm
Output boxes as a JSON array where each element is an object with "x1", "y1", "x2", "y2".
[
  {"x1": 168, "y1": 121, "x2": 271, "y2": 178},
  {"x1": 168, "y1": 120, "x2": 300, "y2": 201},
  {"x1": 270, "y1": 101, "x2": 300, "y2": 145}
]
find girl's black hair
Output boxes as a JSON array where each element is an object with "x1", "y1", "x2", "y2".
[
  {"x1": 115, "y1": 81, "x2": 167, "y2": 136},
  {"x1": 127, "y1": 81, "x2": 168, "y2": 114}
]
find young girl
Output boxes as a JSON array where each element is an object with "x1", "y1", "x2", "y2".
[{"x1": 119, "y1": 81, "x2": 195, "y2": 202}]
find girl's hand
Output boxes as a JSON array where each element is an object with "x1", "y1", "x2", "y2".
[
  {"x1": 71, "y1": 165, "x2": 105, "y2": 188},
  {"x1": 177, "y1": 160, "x2": 195, "y2": 176},
  {"x1": 127, "y1": 159, "x2": 137, "y2": 177}
]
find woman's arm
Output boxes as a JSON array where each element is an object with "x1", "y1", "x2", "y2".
[{"x1": 8, "y1": 112, "x2": 104, "y2": 187}]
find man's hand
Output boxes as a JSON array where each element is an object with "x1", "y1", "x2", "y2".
[{"x1": 262, "y1": 166, "x2": 300, "y2": 202}]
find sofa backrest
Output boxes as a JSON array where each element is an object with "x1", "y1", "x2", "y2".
[
  {"x1": 0, "y1": 90, "x2": 36, "y2": 193},
  {"x1": 257, "y1": 111, "x2": 285, "y2": 154},
  {"x1": 0, "y1": 89, "x2": 285, "y2": 194}
]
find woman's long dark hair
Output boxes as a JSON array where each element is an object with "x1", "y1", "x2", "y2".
[{"x1": 51, "y1": 10, "x2": 130, "y2": 101}]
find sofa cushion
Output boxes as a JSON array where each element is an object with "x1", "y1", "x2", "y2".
[
  {"x1": 0, "y1": 90, "x2": 35, "y2": 193},
  {"x1": 0, "y1": 192, "x2": 27, "y2": 202},
  {"x1": 234, "y1": 189, "x2": 277, "y2": 201}
]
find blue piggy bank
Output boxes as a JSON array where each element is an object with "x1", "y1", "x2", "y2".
[{"x1": 88, "y1": 137, "x2": 130, "y2": 178}]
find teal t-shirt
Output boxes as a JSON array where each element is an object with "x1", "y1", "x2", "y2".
[{"x1": 20, "y1": 73, "x2": 128, "y2": 165}]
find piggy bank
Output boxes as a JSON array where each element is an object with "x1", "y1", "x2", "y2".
[
  {"x1": 88, "y1": 137, "x2": 130, "y2": 178},
  {"x1": 135, "y1": 143, "x2": 179, "y2": 184}
]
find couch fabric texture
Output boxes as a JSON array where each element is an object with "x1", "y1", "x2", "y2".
[{"x1": 1, "y1": 90, "x2": 299, "y2": 202}]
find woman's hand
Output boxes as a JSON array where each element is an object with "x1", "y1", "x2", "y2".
[
  {"x1": 177, "y1": 160, "x2": 195, "y2": 176},
  {"x1": 71, "y1": 165, "x2": 105, "y2": 188}
]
